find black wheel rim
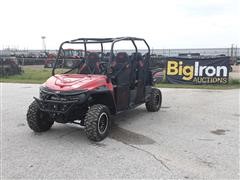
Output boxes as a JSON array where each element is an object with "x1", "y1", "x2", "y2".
[{"x1": 98, "y1": 112, "x2": 108, "y2": 135}]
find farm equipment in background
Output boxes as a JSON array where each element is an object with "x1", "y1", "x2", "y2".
[
  {"x1": 44, "y1": 49, "x2": 85, "y2": 68},
  {"x1": 149, "y1": 54, "x2": 166, "y2": 83},
  {"x1": 151, "y1": 68, "x2": 165, "y2": 84},
  {"x1": 44, "y1": 53, "x2": 57, "y2": 68},
  {"x1": 0, "y1": 56, "x2": 22, "y2": 76}
]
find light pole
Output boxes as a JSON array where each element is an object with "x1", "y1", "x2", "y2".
[{"x1": 41, "y1": 36, "x2": 46, "y2": 52}]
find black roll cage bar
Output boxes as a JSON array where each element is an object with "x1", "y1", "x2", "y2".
[{"x1": 52, "y1": 37, "x2": 150, "y2": 76}]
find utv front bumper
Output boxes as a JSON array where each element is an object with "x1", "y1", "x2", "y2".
[
  {"x1": 34, "y1": 97, "x2": 80, "y2": 114},
  {"x1": 34, "y1": 87, "x2": 88, "y2": 114}
]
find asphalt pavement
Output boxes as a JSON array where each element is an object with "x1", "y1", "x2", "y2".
[{"x1": 1, "y1": 83, "x2": 239, "y2": 179}]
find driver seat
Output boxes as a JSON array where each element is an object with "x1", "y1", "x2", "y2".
[
  {"x1": 111, "y1": 52, "x2": 131, "y2": 85},
  {"x1": 79, "y1": 53, "x2": 101, "y2": 74}
]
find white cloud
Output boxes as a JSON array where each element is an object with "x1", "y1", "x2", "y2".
[{"x1": 0, "y1": 0, "x2": 239, "y2": 49}]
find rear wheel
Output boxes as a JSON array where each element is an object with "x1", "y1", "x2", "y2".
[
  {"x1": 145, "y1": 88, "x2": 162, "y2": 112},
  {"x1": 27, "y1": 101, "x2": 54, "y2": 132},
  {"x1": 84, "y1": 104, "x2": 111, "y2": 141}
]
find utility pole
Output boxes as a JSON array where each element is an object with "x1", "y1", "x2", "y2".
[
  {"x1": 230, "y1": 44, "x2": 233, "y2": 58},
  {"x1": 41, "y1": 36, "x2": 46, "y2": 52},
  {"x1": 235, "y1": 45, "x2": 237, "y2": 59}
]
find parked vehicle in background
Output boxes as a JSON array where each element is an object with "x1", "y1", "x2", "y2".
[
  {"x1": 44, "y1": 53, "x2": 57, "y2": 68},
  {"x1": 151, "y1": 68, "x2": 165, "y2": 83},
  {"x1": 0, "y1": 56, "x2": 22, "y2": 76},
  {"x1": 236, "y1": 57, "x2": 240, "y2": 65},
  {"x1": 44, "y1": 49, "x2": 85, "y2": 68}
]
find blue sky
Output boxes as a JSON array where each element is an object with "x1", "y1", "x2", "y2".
[{"x1": 0, "y1": 0, "x2": 239, "y2": 49}]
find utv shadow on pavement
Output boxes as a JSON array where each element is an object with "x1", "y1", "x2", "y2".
[
  {"x1": 29, "y1": 106, "x2": 159, "y2": 145},
  {"x1": 110, "y1": 125, "x2": 156, "y2": 145},
  {"x1": 29, "y1": 124, "x2": 89, "y2": 143}
]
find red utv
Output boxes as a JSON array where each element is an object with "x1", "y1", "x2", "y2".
[{"x1": 27, "y1": 37, "x2": 162, "y2": 141}]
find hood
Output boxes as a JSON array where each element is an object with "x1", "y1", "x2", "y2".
[{"x1": 43, "y1": 74, "x2": 112, "y2": 91}]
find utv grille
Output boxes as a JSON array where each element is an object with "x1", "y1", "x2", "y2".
[
  {"x1": 40, "y1": 89, "x2": 87, "y2": 102},
  {"x1": 34, "y1": 97, "x2": 77, "y2": 114}
]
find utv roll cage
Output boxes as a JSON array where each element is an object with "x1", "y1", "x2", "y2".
[{"x1": 52, "y1": 37, "x2": 150, "y2": 75}]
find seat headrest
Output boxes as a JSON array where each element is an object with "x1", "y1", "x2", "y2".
[
  {"x1": 131, "y1": 52, "x2": 142, "y2": 60},
  {"x1": 87, "y1": 53, "x2": 99, "y2": 63},
  {"x1": 115, "y1": 52, "x2": 129, "y2": 63}
]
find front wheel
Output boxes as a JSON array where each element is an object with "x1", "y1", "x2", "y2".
[
  {"x1": 26, "y1": 101, "x2": 54, "y2": 132},
  {"x1": 145, "y1": 88, "x2": 162, "y2": 112},
  {"x1": 84, "y1": 104, "x2": 111, "y2": 141}
]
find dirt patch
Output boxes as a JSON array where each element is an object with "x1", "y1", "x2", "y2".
[
  {"x1": 233, "y1": 113, "x2": 240, "y2": 117},
  {"x1": 161, "y1": 106, "x2": 171, "y2": 109},
  {"x1": 90, "y1": 142, "x2": 107, "y2": 147},
  {"x1": 210, "y1": 129, "x2": 230, "y2": 135},
  {"x1": 17, "y1": 123, "x2": 26, "y2": 127}
]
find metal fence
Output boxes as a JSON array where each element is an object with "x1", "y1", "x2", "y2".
[
  {"x1": 1, "y1": 47, "x2": 239, "y2": 57},
  {"x1": 151, "y1": 48, "x2": 239, "y2": 57}
]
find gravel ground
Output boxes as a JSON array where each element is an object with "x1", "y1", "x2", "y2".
[{"x1": 1, "y1": 83, "x2": 239, "y2": 179}]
